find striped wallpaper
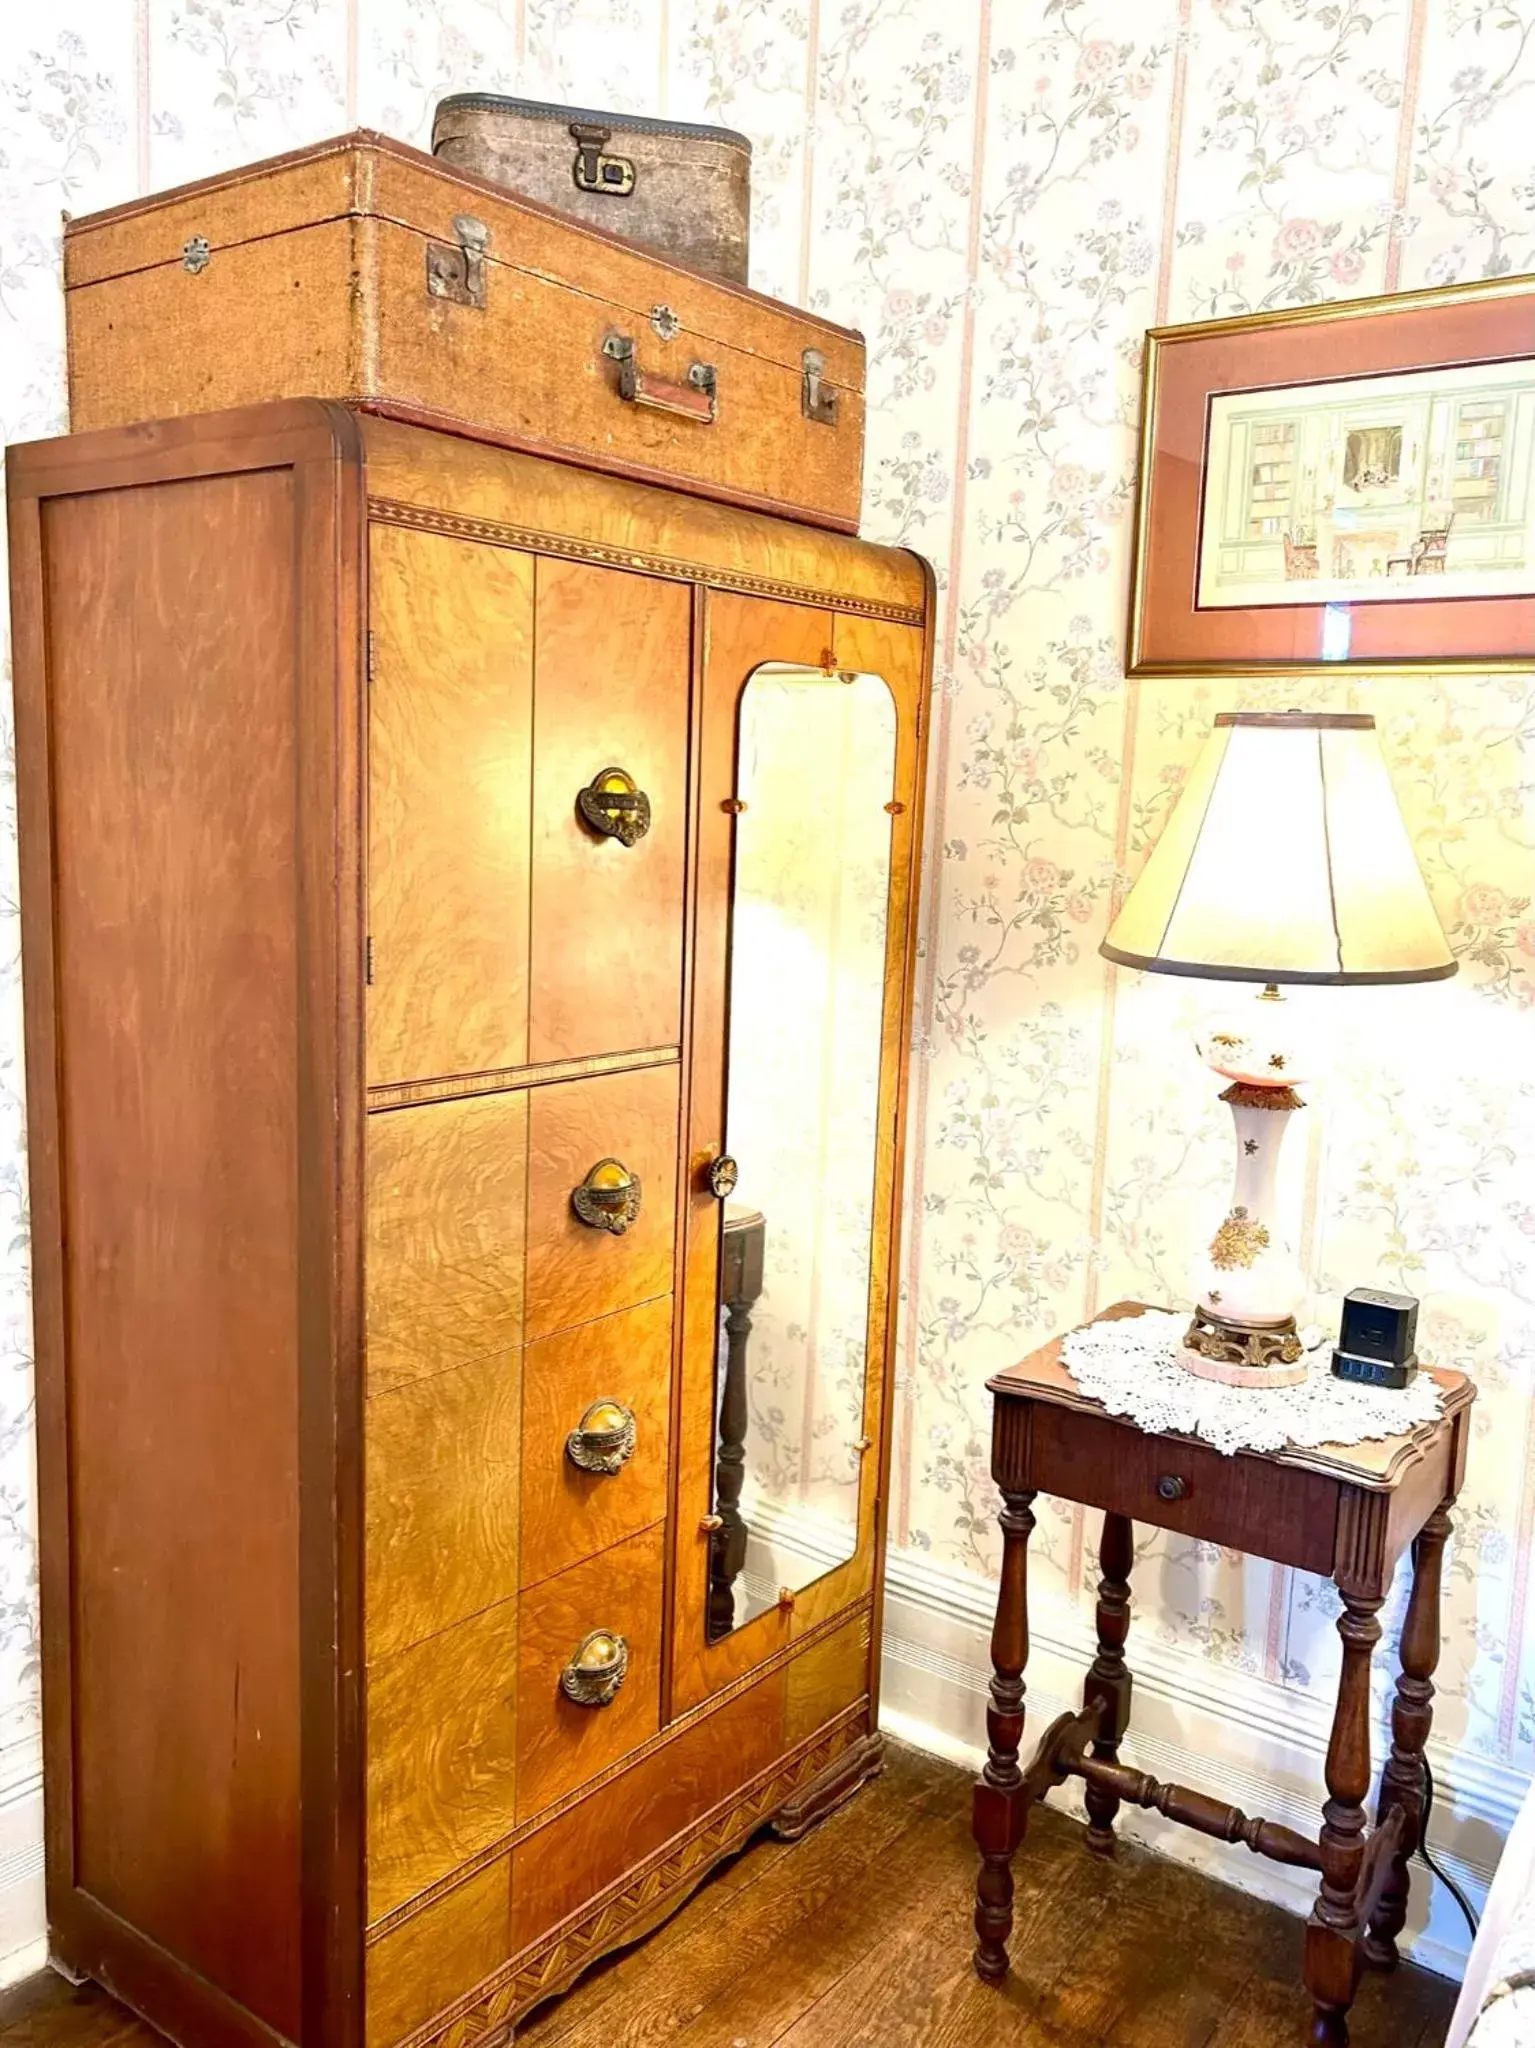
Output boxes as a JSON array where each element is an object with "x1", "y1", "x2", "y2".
[{"x1": 1, "y1": 0, "x2": 1533, "y2": 1972}]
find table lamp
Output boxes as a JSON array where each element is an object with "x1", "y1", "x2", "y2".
[{"x1": 1101, "y1": 711, "x2": 1455, "y2": 1386}]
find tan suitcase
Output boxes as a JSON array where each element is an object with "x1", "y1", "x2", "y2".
[
  {"x1": 63, "y1": 130, "x2": 864, "y2": 532},
  {"x1": 432, "y1": 95, "x2": 751, "y2": 284}
]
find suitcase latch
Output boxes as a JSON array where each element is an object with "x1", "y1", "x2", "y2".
[
  {"x1": 426, "y1": 214, "x2": 490, "y2": 310},
  {"x1": 571, "y1": 122, "x2": 637, "y2": 198},
  {"x1": 802, "y1": 349, "x2": 839, "y2": 426}
]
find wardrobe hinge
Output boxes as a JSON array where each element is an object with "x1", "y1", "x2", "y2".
[
  {"x1": 366, "y1": 631, "x2": 376, "y2": 685},
  {"x1": 365, "y1": 935, "x2": 374, "y2": 986}
]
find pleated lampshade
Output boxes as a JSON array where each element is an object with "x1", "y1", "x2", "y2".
[{"x1": 1101, "y1": 712, "x2": 1456, "y2": 985}]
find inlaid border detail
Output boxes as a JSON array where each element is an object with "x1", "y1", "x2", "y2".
[
  {"x1": 365, "y1": 1593, "x2": 875, "y2": 1942},
  {"x1": 396, "y1": 1710, "x2": 869, "y2": 2048},
  {"x1": 366, "y1": 498, "x2": 926, "y2": 626},
  {"x1": 367, "y1": 1044, "x2": 679, "y2": 1112}
]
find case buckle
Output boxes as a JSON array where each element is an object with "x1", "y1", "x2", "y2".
[
  {"x1": 802, "y1": 349, "x2": 839, "y2": 426},
  {"x1": 425, "y1": 214, "x2": 490, "y2": 309},
  {"x1": 571, "y1": 122, "x2": 637, "y2": 197}
]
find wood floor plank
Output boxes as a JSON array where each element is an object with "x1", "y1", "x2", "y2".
[
  {"x1": 0, "y1": 1746, "x2": 1460, "y2": 2048},
  {"x1": 654, "y1": 1800, "x2": 979, "y2": 2047},
  {"x1": 518, "y1": 1760, "x2": 930, "y2": 2048},
  {"x1": 778, "y1": 1811, "x2": 1116, "y2": 2048}
]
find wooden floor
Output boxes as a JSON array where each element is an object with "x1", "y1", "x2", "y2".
[{"x1": 0, "y1": 1745, "x2": 1456, "y2": 2047}]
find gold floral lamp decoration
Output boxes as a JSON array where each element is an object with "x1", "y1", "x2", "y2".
[{"x1": 1102, "y1": 711, "x2": 1455, "y2": 1386}]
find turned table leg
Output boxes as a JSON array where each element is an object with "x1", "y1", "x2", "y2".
[
  {"x1": 972, "y1": 1488, "x2": 1037, "y2": 1983},
  {"x1": 1083, "y1": 1512, "x2": 1134, "y2": 1855},
  {"x1": 1305, "y1": 1590, "x2": 1383, "y2": 2047},
  {"x1": 1364, "y1": 1505, "x2": 1452, "y2": 1970}
]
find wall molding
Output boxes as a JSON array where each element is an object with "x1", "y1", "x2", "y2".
[
  {"x1": 0, "y1": 1729, "x2": 43, "y2": 1990},
  {"x1": 879, "y1": 1540, "x2": 1526, "y2": 1983}
]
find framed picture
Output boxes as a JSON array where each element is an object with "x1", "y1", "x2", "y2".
[{"x1": 1127, "y1": 274, "x2": 1535, "y2": 675}]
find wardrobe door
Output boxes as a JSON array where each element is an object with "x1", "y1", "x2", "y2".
[
  {"x1": 367, "y1": 523, "x2": 534, "y2": 1089},
  {"x1": 529, "y1": 559, "x2": 692, "y2": 1064},
  {"x1": 672, "y1": 595, "x2": 927, "y2": 1714}
]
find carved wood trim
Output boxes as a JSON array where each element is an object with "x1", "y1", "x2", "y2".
[
  {"x1": 1333, "y1": 1488, "x2": 1392, "y2": 1598},
  {"x1": 990, "y1": 1399, "x2": 1033, "y2": 1488},
  {"x1": 366, "y1": 498, "x2": 927, "y2": 627},
  {"x1": 365, "y1": 1595, "x2": 874, "y2": 1941},
  {"x1": 770, "y1": 1730, "x2": 884, "y2": 1841},
  {"x1": 366, "y1": 1044, "x2": 679, "y2": 1112},
  {"x1": 398, "y1": 1711, "x2": 868, "y2": 2048}
]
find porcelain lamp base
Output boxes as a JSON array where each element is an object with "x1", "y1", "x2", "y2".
[
  {"x1": 1180, "y1": 1305, "x2": 1307, "y2": 1388},
  {"x1": 1183, "y1": 986, "x2": 1315, "y2": 1388}
]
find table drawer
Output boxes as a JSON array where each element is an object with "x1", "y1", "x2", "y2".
[
  {"x1": 525, "y1": 1064, "x2": 679, "y2": 1342},
  {"x1": 515, "y1": 1522, "x2": 664, "y2": 1823},
  {"x1": 1021, "y1": 1403, "x2": 1340, "y2": 1577},
  {"x1": 521, "y1": 1297, "x2": 673, "y2": 1590}
]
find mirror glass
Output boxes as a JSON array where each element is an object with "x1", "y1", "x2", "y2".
[{"x1": 707, "y1": 665, "x2": 897, "y2": 1641}]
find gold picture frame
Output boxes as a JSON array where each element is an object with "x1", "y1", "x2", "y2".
[{"x1": 1126, "y1": 271, "x2": 1535, "y2": 677}]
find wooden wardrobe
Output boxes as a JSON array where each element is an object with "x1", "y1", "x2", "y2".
[{"x1": 8, "y1": 399, "x2": 932, "y2": 2048}]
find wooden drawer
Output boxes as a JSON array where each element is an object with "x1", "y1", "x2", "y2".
[
  {"x1": 366, "y1": 1092, "x2": 527, "y2": 1395},
  {"x1": 365, "y1": 1858, "x2": 510, "y2": 2048},
  {"x1": 366, "y1": 1348, "x2": 521, "y2": 1661},
  {"x1": 530, "y1": 562, "x2": 690, "y2": 1064},
  {"x1": 1024, "y1": 1402, "x2": 1340, "y2": 1577},
  {"x1": 510, "y1": 1663, "x2": 784, "y2": 1953},
  {"x1": 525, "y1": 1064, "x2": 679, "y2": 1342},
  {"x1": 515, "y1": 1524, "x2": 664, "y2": 1822},
  {"x1": 522, "y1": 1298, "x2": 672, "y2": 1590},
  {"x1": 367, "y1": 1598, "x2": 518, "y2": 1922}
]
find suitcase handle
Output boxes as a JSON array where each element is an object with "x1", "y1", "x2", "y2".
[{"x1": 603, "y1": 334, "x2": 717, "y2": 424}]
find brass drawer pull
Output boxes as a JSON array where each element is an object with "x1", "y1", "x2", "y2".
[
  {"x1": 566, "y1": 1398, "x2": 637, "y2": 1475},
  {"x1": 603, "y1": 332, "x2": 717, "y2": 423},
  {"x1": 572, "y1": 1158, "x2": 643, "y2": 1235},
  {"x1": 707, "y1": 1154, "x2": 739, "y2": 1200},
  {"x1": 1156, "y1": 1474, "x2": 1188, "y2": 1503},
  {"x1": 577, "y1": 766, "x2": 652, "y2": 846},
  {"x1": 560, "y1": 1629, "x2": 629, "y2": 1709}
]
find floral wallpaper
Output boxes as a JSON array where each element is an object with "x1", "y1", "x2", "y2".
[{"x1": 0, "y1": 0, "x2": 1532, "y2": 1969}]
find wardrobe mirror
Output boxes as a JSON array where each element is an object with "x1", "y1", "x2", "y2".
[{"x1": 706, "y1": 663, "x2": 897, "y2": 1643}]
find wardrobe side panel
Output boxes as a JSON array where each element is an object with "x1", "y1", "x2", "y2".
[{"x1": 36, "y1": 470, "x2": 307, "y2": 2035}]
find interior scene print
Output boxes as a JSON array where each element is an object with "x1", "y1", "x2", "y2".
[{"x1": 1197, "y1": 359, "x2": 1535, "y2": 609}]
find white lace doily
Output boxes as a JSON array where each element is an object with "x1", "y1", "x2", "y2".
[{"x1": 1061, "y1": 1310, "x2": 1442, "y2": 1458}]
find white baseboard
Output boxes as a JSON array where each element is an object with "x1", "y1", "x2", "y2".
[
  {"x1": 0, "y1": 1740, "x2": 44, "y2": 1989},
  {"x1": 878, "y1": 1542, "x2": 1524, "y2": 1984}
]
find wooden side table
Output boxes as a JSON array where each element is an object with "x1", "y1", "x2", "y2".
[{"x1": 970, "y1": 1303, "x2": 1474, "y2": 2047}]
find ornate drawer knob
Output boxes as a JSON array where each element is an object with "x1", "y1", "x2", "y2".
[
  {"x1": 566, "y1": 1397, "x2": 637, "y2": 1475},
  {"x1": 707, "y1": 1154, "x2": 739, "y2": 1200},
  {"x1": 561, "y1": 1629, "x2": 629, "y2": 1708},
  {"x1": 572, "y1": 1158, "x2": 643, "y2": 1235},
  {"x1": 577, "y1": 765, "x2": 652, "y2": 846},
  {"x1": 1156, "y1": 1474, "x2": 1188, "y2": 1503}
]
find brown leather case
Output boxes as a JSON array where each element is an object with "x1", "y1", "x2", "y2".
[
  {"x1": 62, "y1": 130, "x2": 866, "y2": 532},
  {"x1": 432, "y1": 95, "x2": 752, "y2": 284}
]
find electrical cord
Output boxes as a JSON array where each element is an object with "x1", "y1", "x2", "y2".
[{"x1": 1418, "y1": 1756, "x2": 1479, "y2": 1939}]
